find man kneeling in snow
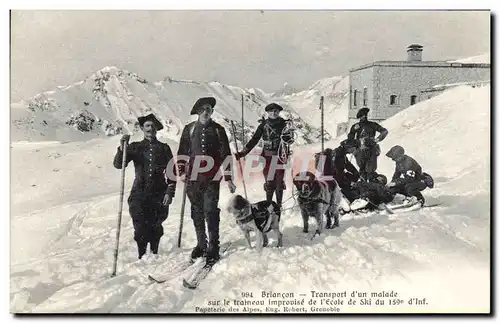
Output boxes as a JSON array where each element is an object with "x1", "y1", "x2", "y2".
[{"x1": 385, "y1": 145, "x2": 433, "y2": 206}]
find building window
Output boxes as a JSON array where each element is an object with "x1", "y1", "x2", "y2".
[
  {"x1": 410, "y1": 95, "x2": 417, "y2": 105},
  {"x1": 353, "y1": 89, "x2": 358, "y2": 107},
  {"x1": 390, "y1": 95, "x2": 398, "y2": 105},
  {"x1": 363, "y1": 88, "x2": 368, "y2": 106}
]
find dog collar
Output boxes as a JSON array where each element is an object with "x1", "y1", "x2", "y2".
[{"x1": 236, "y1": 206, "x2": 254, "y2": 225}]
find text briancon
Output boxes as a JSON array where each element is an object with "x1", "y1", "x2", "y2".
[{"x1": 262, "y1": 291, "x2": 295, "y2": 298}]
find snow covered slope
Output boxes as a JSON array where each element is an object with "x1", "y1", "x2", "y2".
[
  {"x1": 10, "y1": 81, "x2": 490, "y2": 313},
  {"x1": 10, "y1": 67, "x2": 337, "y2": 146},
  {"x1": 448, "y1": 52, "x2": 490, "y2": 64}
]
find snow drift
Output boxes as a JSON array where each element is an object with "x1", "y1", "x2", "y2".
[{"x1": 10, "y1": 80, "x2": 490, "y2": 313}]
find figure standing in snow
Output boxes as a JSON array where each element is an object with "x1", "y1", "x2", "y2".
[
  {"x1": 385, "y1": 145, "x2": 432, "y2": 206},
  {"x1": 347, "y1": 108, "x2": 388, "y2": 181},
  {"x1": 177, "y1": 97, "x2": 236, "y2": 265},
  {"x1": 234, "y1": 103, "x2": 293, "y2": 208},
  {"x1": 113, "y1": 114, "x2": 176, "y2": 260}
]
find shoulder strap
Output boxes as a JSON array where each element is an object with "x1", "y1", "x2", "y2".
[
  {"x1": 185, "y1": 122, "x2": 195, "y2": 156},
  {"x1": 215, "y1": 124, "x2": 222, "y2": 141},
  {"x1": 189, "y1": 122, "x2": 195, "y2": 139}
]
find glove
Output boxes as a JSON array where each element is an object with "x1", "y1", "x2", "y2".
[
  {"x1": 120, "y1": 134, "x2": 130, "y2": 144},
  {"x1": 177, "y1": 163, "x2": 187, "y2": 180},
  {"x1": 227, "y1": 180, "x2": 237, "y2": 193},
  {"x1": 387, "y1": 182, "x2": 396, "y2": 188},
  {"x1": 162, "y1": 193, "x2": 173, "y2": 206}
]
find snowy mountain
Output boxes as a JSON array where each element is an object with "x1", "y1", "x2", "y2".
[
  {"x1": 272, "y1": 75, "x2": 350, "y2": 137},
  {"x1": 10, "y1": 82, "x2": 490, "y2": 313},
  {"x1": 10, "y1": 67, "x2": 342, "y2": 146},
  {"x1": 271, "y1": 82, "x2": 300, "y2": 97}
]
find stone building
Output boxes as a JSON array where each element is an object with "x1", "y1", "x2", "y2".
[{"x1": 347, "y1": 44, "x2": 490, "y2": 126}]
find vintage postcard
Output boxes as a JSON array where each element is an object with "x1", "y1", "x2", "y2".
[{"x1": 10, "y1": 9, "x2": 491, "y2": 314}]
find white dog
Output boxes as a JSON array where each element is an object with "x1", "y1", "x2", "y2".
[{"x1": 226, "y1": 194, "x2": 283, "y2": 251}]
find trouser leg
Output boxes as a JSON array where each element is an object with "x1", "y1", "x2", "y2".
[
  {"x1": 404, "y1": 181, "x2": 427, "y2": 203},
  {"x1": 204, "y1": 182, "x2": 221, "y2": 254},
  {"x1": 187, "y1": 182, "x2": 207, "y2": 253},
  {"x1": 274, "y1": 168, "x2": 286, "y2": 207},
  {"x1": 355, "y1": 151, "x2": 368, "y2": 180},
  {"x1": 129, "y1": 198, "x2": 148, "y2": 259},
  {"x1": 149, "y1": 199, "x2": 169, "y2": 254},
  {"x1": 365, "y1": 147, "x2": 379, "y2": 181},
  {"x1": 263, "y1": 156, "x2": 276, "y2": 203}
]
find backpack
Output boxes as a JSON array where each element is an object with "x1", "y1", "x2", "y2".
[{"x1": 422, "y1": 172, "x2": 434, "y2": 189}]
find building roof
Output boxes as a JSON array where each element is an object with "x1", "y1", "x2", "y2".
[
  {"x1": 349, "y1": 61, "x2": 490, "y2": 73},
  {"x1": 420, "y1": 80, "x2": 490, "y2": 93}
]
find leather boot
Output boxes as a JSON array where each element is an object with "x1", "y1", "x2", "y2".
[
  {"x1": 150, "y1": 237, "x2": 160, "y2": 255},
  {"x1": 206, "y1": 209, "x2": 221, "y2": 266},
  {"x1": 137, "y1": 241, "x2": 148, "y2": 260}
]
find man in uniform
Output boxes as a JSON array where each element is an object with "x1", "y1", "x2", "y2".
[
  {"x1": 234, "y1": 103, "x2": 292, "y2": 208},
  {"x1": 324, "y1": 139, "x2": 361, "y2": 203},
  {"x1": 177, "y1": 97, "x2": 236, "y2": 265},
  {"x1": 347, "y1": 108, "x2": 388, "y2": 182},
  {"x1": 385, "y1": 145, "x2": 429, "y2": 206},
  {"x1": 113, "y1": 113, "x2": 176, "y2": 260}
]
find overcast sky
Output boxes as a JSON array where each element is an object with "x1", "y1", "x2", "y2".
[{"x1": 10, "y1": 10, "x2": 490, "y2": 102}]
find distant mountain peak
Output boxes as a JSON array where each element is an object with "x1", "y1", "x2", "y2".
[
  {"x1": 11, "y1": 66, "x2": 349, "y2": 144},
  {"x1": 272, "y1": 82, "x2": 300, "y2": 97}
]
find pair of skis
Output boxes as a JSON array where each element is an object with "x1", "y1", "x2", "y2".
[
  {"x1": 147, "y1": 257, "x2": 201, "y2": 284},
  {"x1": 148, "y1": 242, "x2": 232, "y2": 289}
]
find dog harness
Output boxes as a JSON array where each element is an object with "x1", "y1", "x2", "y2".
[
  {"x1": 297, "y1": 182, "x2": 330, "y2": 206},
  {"x1": 236, "y1": 202, "x2": 277, "y2": 233}
]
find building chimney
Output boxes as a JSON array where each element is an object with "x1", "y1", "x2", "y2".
[{"x1": 407, "y1": 44, "x2": 423, "y2": 62}]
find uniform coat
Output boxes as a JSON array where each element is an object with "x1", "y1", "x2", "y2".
[
  {"x1": 113, "y1": 138, "x2": 176, "y2": 257},
  {"x1": 177, "y1": 119, "x2": 233, "y2": 256}
]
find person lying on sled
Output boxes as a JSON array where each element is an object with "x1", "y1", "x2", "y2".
[{"x1": 350, "y1": 173, "x2": 395, "y2": 211}]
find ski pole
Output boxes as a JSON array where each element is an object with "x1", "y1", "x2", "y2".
[
  {"x1": 320, "y1": 96, "x2": 324, "y2": 152},
  {"x1": 177, "y1": 164, "x2": 189, "y2": 248},
  {"x1": 112, "y1": 138, "x2": 128, "y2": 277},
  {"x1": 231, "y1": 120, "x2": 248, "y2": 200},
  {"x1": 241, "y1": 94, "x2": 246, "y2": 147}
]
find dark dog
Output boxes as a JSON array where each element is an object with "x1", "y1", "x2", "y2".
[{"x1": 293, "y1": 171, "x2": 343, "y2": 237}]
